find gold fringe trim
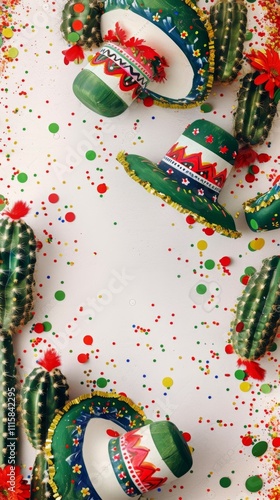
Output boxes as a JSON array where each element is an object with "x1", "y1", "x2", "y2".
[
  {"x1": 117, "y1": 152, "x2": 241, "y2": 239},
  {"x1": 243, "y1": 191, "x2": 280, "y2": 213},
  {"x1": 45, "y1": 391, "x2": 146, "y2": 499}
]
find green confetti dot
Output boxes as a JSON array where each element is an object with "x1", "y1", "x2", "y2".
[
  {"x1": 234, "y1": 369, "x2": 246, "y2": 380},
  {"x1": 54, "y1": 290, "x2": 66, "y2": 301},
  {"x1": 42, "y1": 321, "x2": 52, "y2": 332},
  {"x1": 244, "y1": 266, "x2": 256, "y2": 276},
  {"x1": 196, "y1": 283, "x2": 207, "y2": 295},
  {"x1": 8, "y1": 47, "x2": 19, "y2": 58},
  {"x1": 245, "y1": 30, "x2": 253, "y2": 40},
  {"x1": 17, "y1": 172, "x2": 28, "y2": 183},
  {"x1": 200, "y1": 103, "x2": 213, "y2": 113},
  {"x1": 85, "y1": 150, "x2": 96, "y2": 160},
  {"x1": 204, "y1": 259, "x2": 215, "y2": 270},
  {"x1": 245, "y1": 475, "x2": 263, "y2": 492},
  {"x1": 269, "y1": 342, "x2": 277, "y2": 352},
  {"x1": 0, "y1": 36, "x2": 3, "y2": 49},
  {"x1": 260, "y1": 383, "x2": 272, "y2": 394},
  {"x1": 48, "y1": 122, "x2": 60, "y2": 134},
  {"x1": 96, "y1": 377, "x2": 107, "y2": 388},
  {"x1": 68, "y1": 32, "x2": 80, "y2": 42},
  {"x1": 219, "y1": 477, "x2": 231, "y2": 488},
  {"x1": 252, "y1": 441, "x2": 268, "y2": 457}
]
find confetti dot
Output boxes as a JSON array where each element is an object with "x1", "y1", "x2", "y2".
[
  {"x1": 219, "y1": 477, "x2": 231, "y2": 488},
  {"x1": 219, "y1": 256, "x2": 231, "y2": 267},
  {"x1": 33, "y1": 323, "x2": 44, "y2": 334},
  {"x1": 248, "y1": 238, "x2": 265, "y2": 251},
  {"x1": 245, "y1": 475, "x2": 263, "y2": 493},
  {"x1": 8, "y1": 47, "x2": 18, "y2": 59},
  {"x1": 48, "y1": 123, "x2": 60, "y2": 134},
  {"x1": 234, "y1": 369, "x2": 246, "y2": 380},
  {"x1": 143, "y1": 96, "x2": 154, "y2": 107},
  {"x1": 182, "y1": 432, "x2": 191, "y2": 442},
  {"x1": 252, "y1": 441, "x2": 268, "y2": 457},
  {"x1": 17, "y1": 172, "x2": 28, "y2": 183},
  {"x1": 240, "y1": 381, "x2": 251, "y2": 392},
  {"x1": 242, "y1": 435, "x2": 253, "y2": 446},
  {"x1": 162, "y1": 377, "x2": 173, "y2": 388},
  {"x1": 197, "y1": 240, "x2": 208, "y2": 251},
  {"x1": 204, "y1": 259, "x2": 215, "y2": 270},
  {"x1": 196, "y1": 283, "x2": 207, "y2": 295},
  {"x1": 77, "y1": 353, "x2": 89, "y2": 363},
  {"x1": 83, "y1": 335, "x2": 93, "y2": 345},
  {"x1": 272, "y1": 437, "x2": 280, "y2": 447},
  {"x1": 2, "y1": 27, "x2": 14, "y2": 38},
  {"x1": 260, "y1": 383, "x2": 272, "y2": 394},
  {"x1": 85, "y1": 150, "x2": 96, "y2": 160},
  {"x1": 65, "y1": 212, "x2": 76, "y2": 222},
  {"x1": 42, "y1": 321, "x2": 52, "y2": 332},
  {"x1": 68, "y1": 32, "x2": 80, "y2": 42},
  {"x1": 97, "y1": 183, "x2": 108, "y2": 194},
  {"x1": 97, "y1": 377, "x2": 108, "y2": 388},
  {"x1": 54, "y1": 290, "x2": 66, "y2": 301},
  {"x1": 48, "y1": 193, "x2": 59, "y2": 203},
  {"x1": 200, "y1": 103, "x2": 213, "y2": 113}
]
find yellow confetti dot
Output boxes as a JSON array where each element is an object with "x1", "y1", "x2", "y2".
[
  {"x1": 2, "y1": 27, "x2": 14, "y2": 39},
  {"x1": 240, "y1": 381, "x2": 251, "y2": 392},
  {"x1": 197, "y1": 240, "x2": 208, "y2": 251},
  {"x1": 162, "y1": 377, "x2": 173, "y2": 388},
  {"x1": 249, "y1": 238, "x2": 265, "y2": 251}
]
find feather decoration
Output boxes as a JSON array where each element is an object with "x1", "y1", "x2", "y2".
[
  {"x1": 2, "y1": 200, "x2": 30, "y2": 220},
  {"x1": 37, "y1": 348, "x2": 61, "y2": 372}
]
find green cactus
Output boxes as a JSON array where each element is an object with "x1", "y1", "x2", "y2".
[
  {"x1": 0, "y1": 201, "x2": 37, "y2": 466},
  {"x1": 22, "y1": 348, "x2": 69, "y2": 499},
  {"x1": 61, "y1": 0, "x2": 104, "y2": 49},
  {"x1": 209, "y1": 0, "x2": 247, "y2": 83},
  {"x1": 234, "y1": 72, "x2": 277, "y2": 145},
  {"x1": 230, "y1": 255, "x2": 280, "y2": 379}
]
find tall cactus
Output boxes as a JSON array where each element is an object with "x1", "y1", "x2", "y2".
[
  {"x1": 230, "y1": 255, "x2": 280, "y2": 379},
  {"x1": 209, "y1": 0, "x2": 247, "y2": 83},
  {"x1": 234, "y1": 72, "x2": 277, "y2": 145},
  {"x1": 22, "y1": 348, "x2": 69, "y2": 499},
  {"x1": 0, "y1": 201, "x2": 36, "y2": 467}
]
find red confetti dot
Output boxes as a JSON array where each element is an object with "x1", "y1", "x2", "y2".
[
  {"x1": 242, "y1": 435, "x2": 253, "y2": 446},
  {"x1": 143, "y1": 96, "x2": 154, "y2": 107},
  {"x1": 77, "y1": 353, "x2": 89, "y2": 363},
  {"x1": 186, "y1": 215, "x2": 196, "y2": 224},
  {"x1": 97, "y1": 183, "x2": 108, "y2": 194},
  {"x1": 48, "y1": 193, "x2": 59, "y2": 203},
  {"x1": 245, "y1": 172, "x2": 255, "y2": 183},
  {"x1": 236, "y1": 321, "x2": 244, "y2": 333},
  {"x1": 72, "y1": 19, "x2": 83, "y2": 31},
  {"x1": 34, "y1": 323, "x2": 44, "y2": 334},
  {"x1": 73, "y1": 2, "x2": 85, "y2": 12},
  {"x1": 272, "y1": 437, "x2": 280, "y2": 447},
  {"x1": 241, "y1": 275, "x2": 250, "y2": 285},
  {"x1": 106, "y1": 429, "x2": 120, "y2": 438},
  {"x1": 202, "y1": 227, "x2": 215, "y2": 236},
  {"x1": 219, "y1": 256, "x2": 231, "y2": 266},
  {"x1": 182, "y1": 432, "x2": 191, "y2": 442},
  {"x1": 83, "y1": 335, "x2": 93, "y2": 346},
  {"x1": 225, "y1": 344, "x2": 234, "y2": 354},
  {"x1": 250, "y1": 164, "x2": 260, "y2": 174},
  {"x1": 65, "y1": 212, "x2": 76, "y2": 222}
]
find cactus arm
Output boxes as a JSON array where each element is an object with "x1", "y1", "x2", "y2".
[
  {"x1": 231, "y1": 256, "x2": 280, "y2": 378},
  {"x1": 210, "y1": 0, "x2": 247, "y2": 83},
  {"x1": 234, "y1": 72, "x2": 277, "y2": 145},
  {"x1": 61, "y1": 0, "x2": 103, "y2": 49},
  {"x1": 30, "y1": 451, "x2": 55, "y2": 500}
]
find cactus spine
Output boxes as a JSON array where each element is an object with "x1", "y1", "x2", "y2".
[
  {"x1": 0, "y1": 201, "x2": 36, "y2": 467},
  {"x1": 209, "y1": 0, "x2": 247, "y2": 83},
  {"x1": 234, "y1": 72, "x2": 277, "y2": 145},
  {"x1": 61, "y1": 0, "x2": 104, "y2": 49},
  {"x1": 22, "y1": 348, "x2": 69, "y2": 499},
  {"x1": 230, "y1": 255, "x2": 280, "y2": 379}
]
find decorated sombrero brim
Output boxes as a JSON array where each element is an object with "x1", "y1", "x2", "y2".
[
  {"x1": 243, "y1": 183, "x2": 280, "y2": 232},
  {"x1": 101, "y1": 0, "x2": 214, "y2": 108},
  {"x1": 46, "y1": 392, "x2": 146, "y2": 499},
  {"x1": 117, "y1": 120, "x2": 241, "y2": 238}
]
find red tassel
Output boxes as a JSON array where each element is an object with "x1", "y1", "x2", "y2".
[
  {"x1": 62, "y1": 44, "x2": 84, "y2": 65},
  {"x1": 2, "y1": 201, "x2": 30, "y2": 220},
  {"x1": 237, "y1": 358, "x2": 266, "y2": 380},
  {"x1": 37, "y1": 348, "x2": 61, "y2": 372}
]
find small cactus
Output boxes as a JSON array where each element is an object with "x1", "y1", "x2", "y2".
[
  {"x1": 22, "y1": 348, "x2": 69, "y2": 499},
  {"x1": 230, "y1": 255, "x2": 280, "y2": 379},
  {"x1": 0, "y1": 201, "x2": 36, "y2": 466},
  {"x1": 234, "y1": 72, "x2": 277, "y2": 145},
  {"x1": 209, "y1": 0, "x2": 247, "y2": 83},
  {"x1": 61, "y1": 0, "x2": 104, "y2": 50}
]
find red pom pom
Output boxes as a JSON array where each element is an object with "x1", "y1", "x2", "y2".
[
  {"x1": 237, "y1": 359, "x2": 266, "y2": 380},
  {"x1": 3, "y1": 201, "x2": 30, "y2": 220},
  {"x1": 37, "y1": 348, "x2": 61, "y2": 371}
]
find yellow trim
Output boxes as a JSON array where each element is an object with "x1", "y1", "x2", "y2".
[
  {"x1": 117, "y1": 151, "x2": 241, "y2": 239},
  {"x1": 243, "y1": 191, "x2": 280, "y2": 213},
  {"x1": 45, "y1": 391, "x2": 146, "y2": 499}
]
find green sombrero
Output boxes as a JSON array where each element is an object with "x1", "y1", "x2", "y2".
[
  {"x1": 117, "y1": 119, "x2": 241, "y2": 238},
  {"x1": 244, "y1": 182, "x2": 280, "y2": 232},
  {"x1": 46, "y1": 391, "x2": 193, "y2": 499}
]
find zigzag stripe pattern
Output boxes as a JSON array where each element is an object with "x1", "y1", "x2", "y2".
[{"x1": 100, "y1": 45, "x2": 150, "y2": 86}]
